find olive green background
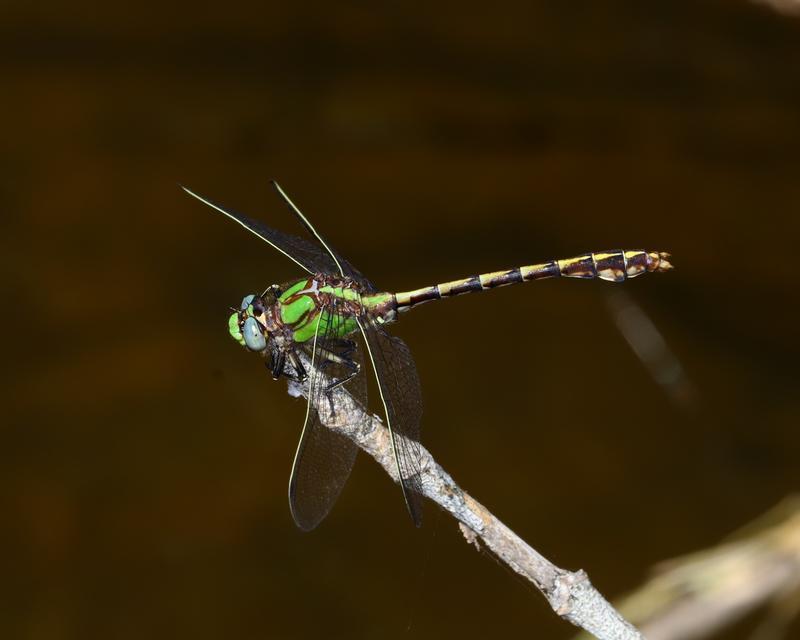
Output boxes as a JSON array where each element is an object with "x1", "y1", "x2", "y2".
[{"x1": 3, "y1": 2, "x2": 799, "y2": 638}]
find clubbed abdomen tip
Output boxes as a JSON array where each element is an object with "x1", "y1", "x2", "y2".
[{"x1": 648, "y1": 251, "x2": 673, "y2": 272}]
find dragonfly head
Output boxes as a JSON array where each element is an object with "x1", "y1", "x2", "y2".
[{"x1": 229, "y1": 294, "x2": 269, "y2": 352}]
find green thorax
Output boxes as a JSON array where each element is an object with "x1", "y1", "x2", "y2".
[{"x1": 278, "y1": 276, "x2": 394, "y2": 344}]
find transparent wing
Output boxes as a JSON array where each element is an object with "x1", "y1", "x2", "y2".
[
  {"x1": 357, "y1": 319, "x2": 424, "y2": 527},
  {"x1": 606, "y1": 290, "x2": 696, "y2": 409},
  {"x1": 182, "y1": 185, "x2": 341, "y2": 276},
  {"x1": 288, "y1": 300, "x2": 367, "y2": 531},
  {"x1": 269, "y1": 183, "x2": 421, "y2": 523},
  {"x1": 271, "y1": 181, "x2": 377, "y2": 291}
]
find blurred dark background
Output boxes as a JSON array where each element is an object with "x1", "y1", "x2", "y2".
[{"x1": 2, "y1": 1, "x2": 799, "y2": 638}]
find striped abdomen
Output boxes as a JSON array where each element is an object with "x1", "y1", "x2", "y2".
[{"x1": 394, "y1": 250, "x2": 672, "y2": 311}]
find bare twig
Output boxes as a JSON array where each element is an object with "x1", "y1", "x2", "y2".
[
  {"x1": 574, "y1": 497, "x2": 800, "y2": 640},
  {"x1": 754, "y1": 0, "x2": 800, "y2": 17},
  {"x1": 286, "y1": 353, "x2": 644, "y2": 640}
]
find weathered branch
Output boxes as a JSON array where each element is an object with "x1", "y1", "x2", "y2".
[
  {"x1": 574, "y1": 496, "x2": 800, "y2": 640},
  {"x1": 286, "y1": 353, "x2": 644, "y2": 640},
  {"x1": 754, "y1": 0, "x2": 800, "y2": 17}
]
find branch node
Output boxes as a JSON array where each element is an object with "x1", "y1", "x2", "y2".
[
  {"x1": 552, "y1": 569, "x2": 589, "y2": 615},
  {"x1": 459, "y1": 522, "x2": 482, "y2": 551}
]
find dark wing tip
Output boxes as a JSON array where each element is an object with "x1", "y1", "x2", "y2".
[
  {"x1": 403, "y1": 486, "x2": 424, "y2": 528},
  {"x1": 290, "y1": 510, "x2": 322, "y2": 533},
  {"x1": 288, "y1": 479, "x2": 324, "y2": 532}
]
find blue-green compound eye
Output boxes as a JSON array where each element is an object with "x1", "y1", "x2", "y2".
[
  {"x1": 240, "y1": 294, "x2": 255, "y2": 311},
  {"x1": 242, "y1": 316, "x2": 267, "y2": 351}
]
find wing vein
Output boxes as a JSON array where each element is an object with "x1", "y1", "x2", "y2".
[
  {"x1": 271, "y1": 181, "x2": 346, "y2": 277},
  {"x1": 181, "y1": 185, "x2": 315, "y2": 274}
]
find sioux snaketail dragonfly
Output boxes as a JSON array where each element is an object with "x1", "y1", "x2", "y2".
[{"x1": 184, "y1": 183, "x2": 673, "y2": 530}]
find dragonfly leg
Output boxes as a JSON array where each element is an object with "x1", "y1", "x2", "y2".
[
  {"x1": 324, "y1": 361, "x2": 360, "y2": 393},
  {"x1": 260, "y1": 283, "x2": 283, "y2": 301},
  {"x1": 339, "y1": 339, "x2": 356, "y2": 358},
  {"x1": 287, "y1": 350, "x2": 308, "y2": 382},
  {"x1": 267, "y1": 349, "x2": 286, "y2": 380},
  {"x1": 314, "y1": 346, "x2": 360, "y2": 393}
]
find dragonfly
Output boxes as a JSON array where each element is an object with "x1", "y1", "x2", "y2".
[{"x1": 184, "y1": 182, "x2": 673, "y2": 531}]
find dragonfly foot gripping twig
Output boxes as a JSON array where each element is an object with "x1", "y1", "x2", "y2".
[{"x1": 288, "y1": 351, "x2": 645, "y2": 640}]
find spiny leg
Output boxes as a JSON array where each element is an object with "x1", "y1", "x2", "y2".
[
  {"x1": 316, "y1": 346, "x2": 360, "y2": 393},
  {"x1": 267, "y1": 349, "x2": 286, "y2": 380},
  {"x1": 287, "y1": 350, "x2": 308, "y2": 382}
]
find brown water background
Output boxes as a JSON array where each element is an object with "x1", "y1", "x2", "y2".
[{"x1": 2, "y1": 2, "x2": 800, "y2": 638}]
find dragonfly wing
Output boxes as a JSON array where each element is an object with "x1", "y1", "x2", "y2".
[
  {"x1": 271, "y1": 181, "x2": 378, "y2": 291},
  {"x1": 357, "y1": 319, "x2": 424, "y2": 527},
  {"x1": 288, "y1": 301, "x2": 367, "y2": 531},
  {"x1": 182, "y1": 185, "x2": 342, "y2": 276}
]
